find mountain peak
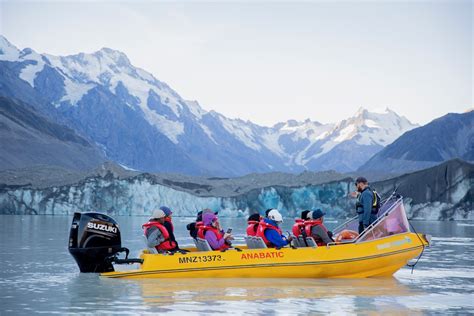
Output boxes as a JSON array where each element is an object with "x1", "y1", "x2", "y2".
[
  {"x1": 0, "y1": 35, "x2": 21, "y2": 61},
  {"x1": 354, "y1": 106, "x2": 398, "y2": 118},
  {"x1": 0, "y1": 35, "x2": 15, "y2": 49},
  {"x1": 273, "y1": 118, "x2": 321, "y2": 130},
  {"x1": 94, "y1": 47, "x2": 131, "y2": 67}
]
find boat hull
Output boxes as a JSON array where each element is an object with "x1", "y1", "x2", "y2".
[{"x1": 101, "y1": 233, "x2": 429, "y2": 279}]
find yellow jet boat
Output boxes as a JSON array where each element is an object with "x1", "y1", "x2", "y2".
[{"x1": 68, "y1": 196, "x2": 431, "y2": 279}]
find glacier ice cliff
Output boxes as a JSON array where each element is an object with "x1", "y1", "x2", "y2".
[
  {"x1": 0, "y1": 173, "x2": 354, "y2": 218},
  {"x1": 0, "y1": 159, "x2": 472, "y2": 220}
]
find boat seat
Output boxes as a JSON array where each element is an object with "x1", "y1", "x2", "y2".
[
  {"x1": 244, "y1": 236, "x2": 253, "y2": 248},
  {"x1": 142, "y1": 235, "x2": 158, "y2": 254},
  {"x1": 251, "y1": 236, "x2": 267, "y2": 249},
  {"x1": 196, "y1": 238, "x2": 213, "y2": 252},
  {"x1": 296, "y1": 236, "x2": 307, "y2": 247},
  {"x1": 305, "y1": 237, "x2": 318, "y2": 248}
]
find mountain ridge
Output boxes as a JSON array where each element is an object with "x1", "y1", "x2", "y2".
[
  {"x1": 359, "y1": 111, "x2": 474, "y2": 173},
  {"x1": 0, "y1": 35, "x2": 418, "y2": 175}
]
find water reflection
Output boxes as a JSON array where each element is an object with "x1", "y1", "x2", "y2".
[{"x1": 138, "y1": 277, "x2": 416, "y2": 305}]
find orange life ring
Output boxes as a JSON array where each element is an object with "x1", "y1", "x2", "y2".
[{"x1": 335, "y1": 229, "x2": 359, "y2": 242}]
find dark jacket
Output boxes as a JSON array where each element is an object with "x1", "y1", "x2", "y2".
[
  {"x1": 187, "y1": 222, "x2": 198, "y2": 239},
  {"x1": 310, "y1": 225, "x2": 333, "y2": 245},
  {"x1": 356, "y1": 187, "x2": 375, "y2": 226},
  {"x1": 163, "y1": 220, "x2": 179, "y2": 249}
]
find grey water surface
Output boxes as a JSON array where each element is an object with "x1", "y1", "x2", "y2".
[{"x1": 1, "y1": 215, "x2": 473, "y2": 315}]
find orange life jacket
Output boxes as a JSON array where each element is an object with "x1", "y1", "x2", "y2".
[
  {"x1": 256, "y1": 220, "x2": 282, "y2": 247},
  {"x1": 246, "y1": 220, "x2": 259, "y2": 236},
  {"x1": 197, "y1": 225, "x2": 230, "y2": 251},
  {"x1": 292, "y1": 219, "x2": 305, "y2": 236},
  {"x1": 304, "y1": 219, "x2": 329, "y2": 246},
  {"x1": 142, "y1": 221, "x2": 177, "y2": 251}
]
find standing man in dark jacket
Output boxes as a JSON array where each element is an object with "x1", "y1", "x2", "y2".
[{"x1": 354, "y1": 177, "x2": 378, "y2": 233}]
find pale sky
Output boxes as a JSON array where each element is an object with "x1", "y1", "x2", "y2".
[{"x1": 1, "y1": 0, "x2": 472, "y2": 126}]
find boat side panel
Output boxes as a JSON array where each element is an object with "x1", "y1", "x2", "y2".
[{"x1": 102, "y1": 233, "x2": 426, "y2": 279}]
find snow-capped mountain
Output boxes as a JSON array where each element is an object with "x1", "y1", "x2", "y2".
[
  {"x1": 0, "y1": 35, "x2": 417, "y2": 175},
  {"x1": 359, "y1": 110, "x2": 474, "y2": 173}
]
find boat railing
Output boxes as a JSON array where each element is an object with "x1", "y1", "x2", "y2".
[
  {"x1": 355, "y1": 196, "x2": 410, "y2": 243},
  {"x1": 327, "y1": 196, "x2": 407, "y2": 246},
  {"x1": 332, "y1": 193, "x2": 401, "y2": 236}
]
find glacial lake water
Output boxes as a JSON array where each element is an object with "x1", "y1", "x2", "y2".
[{"x1": 1, "y1": 215, "x2": 473, "y2": 315}]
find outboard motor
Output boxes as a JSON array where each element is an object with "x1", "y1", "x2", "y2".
[{"x1": 68, "y1": 212, "x2": 128, "y2": 273}]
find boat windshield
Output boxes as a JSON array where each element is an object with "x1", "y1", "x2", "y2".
[
  {"x1": 356, "y1": 198, "x2": 410, "y2": 242},
  {"x1": 333, "y1": 194, "x2": 401, "y2": 235}
]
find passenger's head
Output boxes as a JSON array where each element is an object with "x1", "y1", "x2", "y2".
[
  {"x1": 203, "y1": 212, "x2": 219, "y2": 227},
  {"x1": 265, "y1": 209, "x2": 273, "y2": 217},
  {"x1": 196, "y1": 211, "x2": 203, "y2": 222},
  {"x1": 267, "y1": 209, "x2": 283, "y2": 226},
  {"x1": 301, "y1": 210, "x2": 310, "y2": 220},
  {"x1": 160, "y1": 206, "x2": 172, "y2": 218},
  {"x1": 150, "y1": 209, "x2": 166, "y2": 223},
  {"x1": 248, "y1": 213, "x2": 261, "y2": 223},
  {"x1": 355, "y1": 177, "x2": 369, "y2": 192},
  {"x1": 311, "y1": 209, "x2": 326, "y2": 221}
]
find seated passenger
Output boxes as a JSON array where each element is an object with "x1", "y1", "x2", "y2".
[
  {"x1": 142, "y1": 209, "x2": 178, "y2": 252},
  {"x1": 160, "y1": 206, "x2": 179, "y2": 250},
  {"x1": 301, "y1": 210, "x2": 311, "y2": 220},
  {"x1": 186, "y1": 211, "x2": 203, "y2": 239},
  {"x1": 198, "y1": 213, "x2": 233, "y2": 251},
  {"x1": 186, "y1": 208, "x2": 216, "y2": 239},
  {"x1": 246, "y1": 213, "x2": 261, "y2": 236},
  {"x1": 257, "y1": 209, "x2": 293, "y2": 248},
  {"x1": 305, "y1": 209, "x2": 334, "y2": 246},
  {"x1": 292, "y1": 209, "x2": 311, "y2": 236}
]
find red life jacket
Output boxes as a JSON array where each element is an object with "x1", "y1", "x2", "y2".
[
  {"x1": 165, "y1": 217, "x2": 174, "y2": 232},
  {"x1": 142, "y1": 221, "x2": 177, "y2": 251},
  {"x1": 246, "y1": 220, "x2": 259, "y2": 236},
  {"x1": 256, "y1": 220, "x2": 282, "y2": 247},
  {"x1": 197, "y1": 225, "x2": 230, "y2": 251},
  {"x1": 292, "y1": 219, "x2": 305, "y2": 236},
  {"x1": 304, "y1": 219, "x2": 329, "y2": 246}
]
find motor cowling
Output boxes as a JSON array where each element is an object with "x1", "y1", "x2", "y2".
[{"x1": 68, "y1": 212, "x2": 123, "y2": 273}]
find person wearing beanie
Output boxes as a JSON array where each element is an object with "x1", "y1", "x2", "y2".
[
  {"x1": 160, "y1": 206, "x2": 179, "y2": 250},
  {"x1": 292, "y1": 210, "x2": 311, "y2": 237},
  {"x1": 142, "y1": 209, "x2": 177, "y2": 252},
  {"x1": 246, "y1": 213, "x2": 262, "y2": 236},
  {"x1": 301, "y1": 210, "x2": 311, "y2": 220}
]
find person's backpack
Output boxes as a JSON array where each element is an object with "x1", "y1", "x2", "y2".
[{"x1": 371, "y1": 190, "x2": 381, "y2": 214}]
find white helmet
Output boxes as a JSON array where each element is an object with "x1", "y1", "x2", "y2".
[
  {"x1": 150, "y1": 209, "x2": 166, "y2": 220},
  {"x1": 267, "y1": 209, "x2": 283, "y2": 223}
]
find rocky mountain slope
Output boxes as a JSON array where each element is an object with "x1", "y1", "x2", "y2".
[
  {"x1": 373, "y1": 159, "x2": 473, "y2": 220},
  {"x1": 0, "y1": 96, "x2": 105, "y2": 171}
]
